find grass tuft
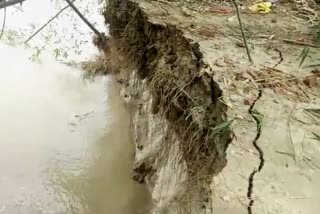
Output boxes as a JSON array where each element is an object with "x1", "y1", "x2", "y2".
[{"x1": 298, "y1": 46, "x2": 310, "y2": 68}]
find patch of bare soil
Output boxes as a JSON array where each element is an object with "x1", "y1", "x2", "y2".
[{"x1": 88, "y1": 0, "x2": 320, "y2": 213}]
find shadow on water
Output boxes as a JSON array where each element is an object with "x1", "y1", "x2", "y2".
[{"x1": 0, "y1": 43, "x2": 150, "y2": 214}]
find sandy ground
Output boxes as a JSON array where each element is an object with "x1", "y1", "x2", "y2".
[{"x1": 136, "y1": 0, "x2": 320, "y2": 213}]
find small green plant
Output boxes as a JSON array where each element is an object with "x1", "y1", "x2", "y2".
[
  {"x1": 298, "y1": 46, "x2": 310, "y2": 68},
  {"x1": 252, "y1": 109, "x2": 263, "y2": 132},
  {"x1": 298, "y1": 24, "x2": 320, "y2": 68},
  {"x1": 210, "y1": 119, "x2": 233, "y2": 136}
]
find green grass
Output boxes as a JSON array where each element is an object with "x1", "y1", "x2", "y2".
[
  {"x1": 298, "y1": 46, "x2": 310, "y2": 68},
  {"x1": 210, "y1": 119, "x2": 233, "y2": 136},
  {"x1": 252, "y1": 109, "x2": 263, "y2": 132},
  {"x1": 298, "y1": 24, "x2": 320, "y2": 68}
]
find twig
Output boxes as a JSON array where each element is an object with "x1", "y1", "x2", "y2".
[
  {"x1": 229, "y1": 34, "x2": 320, "y2": 48},
  {"x1": 265, "y1": 67, "x2": 294, "y2": 76},
  {"x1": 282, "y1": 39, "x2": 320, "y2": 48},
  {"x1": 0, "y1": 0, "x2": 25, "y2": 9},
  {"x1": 275, "y1": 150, "x2": 295, "y2": 160},
  {"x1": 297, "y1": 83, "x2": 310, "y2": 99},
  {"x1": 0, "y1": 7, "x2": 6, "y2": 40},
  {"x1": 24, "y1": 1, "x2": 76, "y2": 43},
  {"x1": 304, "y1": 63, "x2": 320, "y2": 68},
  {"x1": 289, "y1": 195, "x2": 311, "y2": 199},
  {"x1": 303, "y1": 155, "x2": 320, "y2": 169},
  {"x1": 65, "y1": 0, "x2": 103, "y2": 38},
  {"x1": 232, "y1": 0, "x2": 253, "y2": 62},
  {"x1": 255, "y1": 73, "x2": 318, "y2": 85}
]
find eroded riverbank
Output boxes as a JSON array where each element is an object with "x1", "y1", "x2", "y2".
[{"x1": 95, "y1": 0, "x2": 320, "y2": 213}]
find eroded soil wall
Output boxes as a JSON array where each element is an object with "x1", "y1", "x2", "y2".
[{"x1": 99, "y1": 0, "x2": 233, "y2": 212}]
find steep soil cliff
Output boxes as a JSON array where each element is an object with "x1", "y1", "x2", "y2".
[
  {"x1": 94, "y1": 0, "x2": 320, "y2": 213},
  {"x1": 97, "y1": 0, "x2": 233, "y2": 213}
]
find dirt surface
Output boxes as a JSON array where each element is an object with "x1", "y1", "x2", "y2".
[{"x1": 95, "y1": 0, "x2": 320, "y2": 213}]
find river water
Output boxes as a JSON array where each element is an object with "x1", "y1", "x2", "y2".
[{"x1": 0, "y1": 44, "x2": 149, "y2": 213}]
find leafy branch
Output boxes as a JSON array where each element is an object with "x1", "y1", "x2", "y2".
[{"x1": 65, "y1": 0, "x2": 103, "y2": 39}]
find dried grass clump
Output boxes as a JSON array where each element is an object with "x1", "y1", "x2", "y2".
[
  {"x1": 81, "y1": 55, "x2": 109, "y2": 77},
  {"x1": 83, "y1": 35, "x2": 127, "y2": 78}
]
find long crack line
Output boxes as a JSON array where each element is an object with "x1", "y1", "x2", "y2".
[
  {"x1": 247, "y1": 88, "x2": 264, "y2": 214},
  {"x1": 273, "y1": 48, "x2": 284, "y2": 68}
]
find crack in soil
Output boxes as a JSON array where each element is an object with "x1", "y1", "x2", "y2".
[
  {"x1": 273, "y1": 49, "x2": 284, "y2": 68},
  {"x1": 247, "y1": 88, "x2": 264, "y2": 214}
]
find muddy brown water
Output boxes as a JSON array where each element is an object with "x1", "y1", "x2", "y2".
[{"x1": 0, "y1": 44, "x2": 149, "y2": 214}]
